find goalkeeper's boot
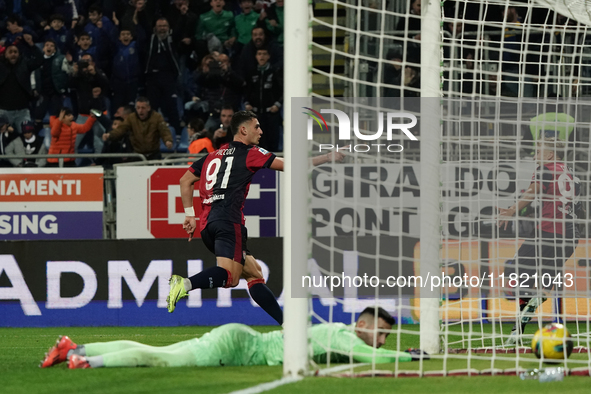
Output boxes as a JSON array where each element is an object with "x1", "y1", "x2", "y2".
[
  {"x1": 505, "y1": 297, "x2": 547, "y2": 346},
  {"x1": 167, "y1": 275, "x2": 188, "y2": 313},
  {"x1": 406, "y1": 348, "x2": 430, "y2": 361},
  {"x1": 40, "y1": 335, "x2": 77, "y2": 368},
  {"x1": 68, "y1": 355, "x2": 91, "y2": 369}
]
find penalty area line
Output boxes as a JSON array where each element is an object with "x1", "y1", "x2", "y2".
[{"x1": 228, "y1": 376, "x2": 303, "y2": 394}]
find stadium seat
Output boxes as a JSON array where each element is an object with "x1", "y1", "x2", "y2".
[
  {"x1": 160, "y1": 126, "x2": 177, "y2": 153},
  {"x1": 177, "y1": 127, "x2": 189, "y2": 153}
]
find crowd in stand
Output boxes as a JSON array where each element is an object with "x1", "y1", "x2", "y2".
[
  {"x1": 0, "y1": 0, "x2": 284, "y2": 168},
  {"x1": 384, "y1": 0, "x2": 585, "y2": 99}
]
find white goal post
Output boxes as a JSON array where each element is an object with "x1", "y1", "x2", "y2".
[{"x1": 285, "y1": 0, "x2": 591, "y2": 377}]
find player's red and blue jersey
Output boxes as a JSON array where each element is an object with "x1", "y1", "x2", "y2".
[
  {"x1": 532, "y1": 162, "x2": 580, "y2": 236},
  {"x1": 189, "y1": 141, "x2": 276, "y2": 232}
]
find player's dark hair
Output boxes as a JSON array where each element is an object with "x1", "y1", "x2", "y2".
[
  {"x1": 88, "y1": 4, "x2": 103, "y2": 15},
  {"x1": 7, "y1": 15, "x2": 21, "y2": 25},
  {"x1": 358, "y1": 307, "x2": 395, "y2": 326},
  {"x1": 230, "y1": 111, "x2": 257, "y2": 136},
  {"x1": 189, "y1": 118, "x2": 205, "y2": 132},
  {"x1": 49, "y1": 14, "x2": 65, "y2": 24},
  {"x1": 221, "y1": 104, "x2": 234, "y2": 112},
  {"x1": 112, "y1": 116, "x2": 124, "y2": 123},
  {"x1": 123, "y1": 104, "x2": 135, "y2": 114},
  {"x1": 59, "y1": 107, "x2": 73, "y2": 117},
  {"x1": 44, "y1": 38, "x2": 57, "y2": 47},
  {"x1": 136, "y1": 96, "x2": 150, "y2": 106},
  {"x1": 78, "y1": 31, "x2": 91, "y2": 39}
]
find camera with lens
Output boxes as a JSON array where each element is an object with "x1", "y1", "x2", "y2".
[
  {"x1": 78, "y1": 60, "x2": 89, "y2": 70},
  {"x1": 208, "y1": 60, "x2": 222, "y2": 75}
]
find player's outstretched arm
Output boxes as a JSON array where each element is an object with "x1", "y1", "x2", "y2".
[
  {"x1": 498, "y1": 181, "x2": 540, "y2": 230},
  {"x1": 312, "y1": 150, "x2": 346, "y2": 166},
  {"x1": 350, "y1": 344, "x2": 413, "y2": 364},
  {"x1": 269, "y1": 157, "x2": 284, "y2": 171},
  {"x1": 180, "y1": 170, "x2": 200, "y2": 239}
]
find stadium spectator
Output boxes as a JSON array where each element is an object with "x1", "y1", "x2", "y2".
[
  {"x1": 500, "y1": 5, "x2": 523, "y2": 97},
  {"x1": 237, "y1": 26, "x2": 281, "y2": 78},
  {"x1": 113, "y1": 104, "x2": 135, "y2": 120},
  {"x1": 102, "y1": 97, "x2": 173, "y2": 160},
  {"x1": 84, "y1": 4, "x2": 118, "y2": 74},
  {"x1": 99, "y1": 116, "x2": 133, "y2": 168},
  {"x1": 144, "y1": 17, "x2": 182, "y2": 136},
  {"x1": 0, "y1": 115, "x2": 24, "y2": 167},
  {"x1": 382, "y1": 48, "x2": 420, "y2": 98},
  {"x1": 197, "y1": 52, "x2": 244, "y2": 119},
  {"x1": 71, "y1": 31, "x2": 97, "y2": 62},
  {"x1": 32, "y1": 39, "x2": 72, "y2": 130},
  {"x1": 52, "y1": 0, "x2": 81, "y2": 29},
  {"x1": 43, "y1": 14, "x2": 70, "y2": 55},
  {"x1": 0, "y1": 34, "x2": 43, "y2": 134},
  {"x1": 234, "y1": 0, "x2": 264, "y2": 56},
  {"x1": 70, "y1": 53, "x2": 110, "y2": 158},
  {"x1": 110, "y1": 29, "x2": 141, "y2": 111},
  {"x1": 166, "y1": 0, "x2": 198, "y2": 61},
  {"x1": 244, "y1": 48, "x2": 283, "y2": 152},
  {"x1": 47, "y1": 107, "x2": 96, "y2": 167},
  {"x1": 20, "y1": 120, "x2": 47, "y2": 167},
  {"x1": 41, "y1": 307, "x2": 427, "y2": 369},
  {"x1": 396, "y1": 0, "x2": 421, "y2": 39},
  {"x1": 195, "y1": 0, "x2": 236, "y2": 54},
  {"x1": 205, "y1": 104, "x2": 233, "y2": 148},
  {"x1": 1, "y1": 15, "x2": 37, "y2": 54},
  {"x1": 120, "y1": 0, "x2": 157, "y2": 35},
  {"x1": 187, "y1": 118, "x2": 215, "y2": 154},
  {"x1": 263, "y1": 0, "x2": 284, "y2": 46}
]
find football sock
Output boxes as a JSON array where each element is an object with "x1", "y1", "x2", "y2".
[
  {"x1": 248, "y1": 280, "x2": 283, "y2": 325},
  {"x1": 189, "y1": 267, "x2": 230, "y2": 289},
  {"x1": 67, "y1": 345, "x2": 86, "y2": 359},
  {"x1": 86, "y1": 356, "x2": 104, "y2": 368}
]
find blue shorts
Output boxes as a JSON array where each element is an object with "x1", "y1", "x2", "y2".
[{"x1": 201, "y1": 221, "x2": 249, "y2": 265}]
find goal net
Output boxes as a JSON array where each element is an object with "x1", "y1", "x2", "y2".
[{"x1": 295, "y1": 0, "x2": 591, "y2": 377}]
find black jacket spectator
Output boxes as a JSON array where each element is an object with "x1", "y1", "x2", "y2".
[
  {"x1": 0, "y1": 43, "x2": 43, "y2": 108},
  {"x1": 166, "y1": 0, "x2": 198, "y2": 56},
  {"x1": 195, "y1": 54, "x2": 244, "y2": 112},
  {"x1": 69, "y1": 56, "x2": 110, "y2": 115},
  {"x1": 238, "y1": 27, "x2": 282, "y2": 78}
]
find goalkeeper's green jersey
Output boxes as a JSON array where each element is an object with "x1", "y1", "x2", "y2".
[{"x1": 187, "y1": 323, "x2": 412, "y2": 367}]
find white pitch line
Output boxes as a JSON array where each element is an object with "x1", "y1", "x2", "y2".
[
  {"x1": 316, "y1": 363, "x2": 368, "y2": 376},
  {"x1": 228, "y1": 376, "x2": 303, "y2": 394}
]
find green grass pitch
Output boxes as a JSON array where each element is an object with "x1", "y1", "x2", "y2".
[{"x1": 1, "y1": 324, "x2": 590, "y2": 394}]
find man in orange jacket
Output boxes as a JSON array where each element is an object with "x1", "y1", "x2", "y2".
[{"x1": 47, "y1": 108, "x2": 96, "y2": 167}]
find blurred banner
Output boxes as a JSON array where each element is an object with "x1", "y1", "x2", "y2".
[
  {"x1": 116, "y1": 166, "x2": 280, "y2": 239},
  {"x1": 0, "y1": 168, "x2": 103, "y2": 240},
  {"x1": 0, "y1": 239, "x2": 284, "y2": 327}
]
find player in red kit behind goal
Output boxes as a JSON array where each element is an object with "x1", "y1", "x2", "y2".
[
  {"x1": 498, "y1": 138, "x2": 581, "y2": 345},
  {"x1": 168, "y1": 110, "x2": 284, "y2": 324}
]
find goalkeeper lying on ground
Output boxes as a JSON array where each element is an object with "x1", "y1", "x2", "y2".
[{"x1": 41, "y1": 307, "x2": 426, "y2": 369}]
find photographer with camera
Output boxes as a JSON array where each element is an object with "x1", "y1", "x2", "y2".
[
  {"x1": 70, "y1": 53, "x2": 110, "y2": 161},
  {"x1": 194, "y1": 53, "x2": 243, "y2": 126}
]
